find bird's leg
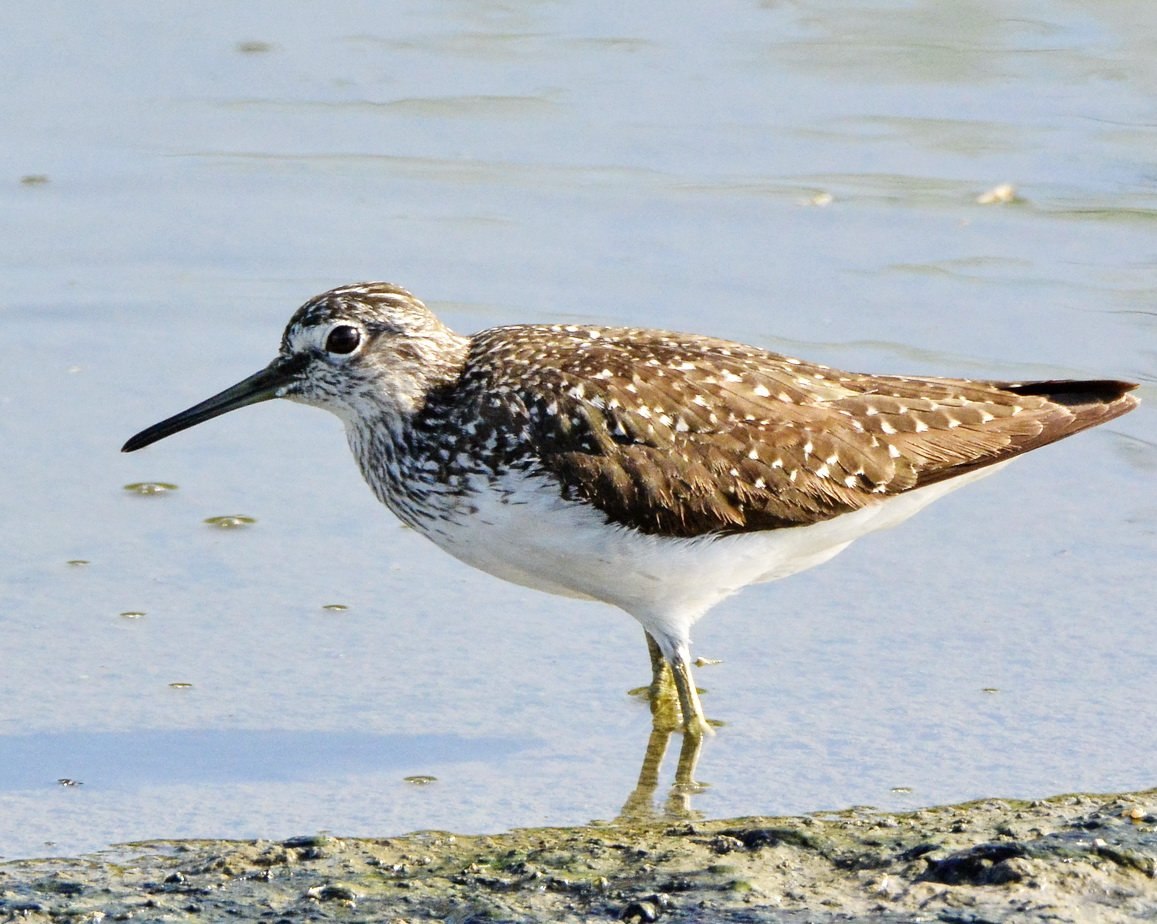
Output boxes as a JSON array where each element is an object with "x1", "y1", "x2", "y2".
[
  {"x1": 670, "y1": 652, "x2": 713, "y2": 738},
  {"x1": 646, "y1": 630, "x2": 714, "y2": 736},
  {"x1": 645, "y1": 631, "x2": 682, "y2": 732}
]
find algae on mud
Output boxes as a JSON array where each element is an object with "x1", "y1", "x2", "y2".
[{"x1": 1, "y1": 789, "x2": 1154, "y2": 923}]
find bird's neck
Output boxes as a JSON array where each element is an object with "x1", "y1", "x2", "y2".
[{"x1": 344, "y1": 334, "x2": 475, "y2": 525}]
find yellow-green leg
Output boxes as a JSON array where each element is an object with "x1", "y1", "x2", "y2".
[
  {"x1": 646, "y1": 631, "x2": 682, "y2": 732},
  {"x1": 645, "y1": 631, "x2": 713, "y2": 737},
  {"x1": 670, "y1": 653, "x2": 713, "y2": 738}
]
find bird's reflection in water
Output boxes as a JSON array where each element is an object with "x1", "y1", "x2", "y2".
[{"x1": 618, "y1": 724, "x2": 708, "y2": 822}]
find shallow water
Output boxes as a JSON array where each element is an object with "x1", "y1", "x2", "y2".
[{"x1": 1, "y1": 2, "x2": 1154, "y2": 859}]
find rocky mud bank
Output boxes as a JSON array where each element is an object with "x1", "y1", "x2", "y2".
[{"x1": 2, "y1": 789, "x2": 1155, "y2": 923}]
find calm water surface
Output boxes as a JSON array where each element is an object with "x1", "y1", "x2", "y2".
[{"x1": 1, "y1": 2, "x2": 1154, "y2": 859}]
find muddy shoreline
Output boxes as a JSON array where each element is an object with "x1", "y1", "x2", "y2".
[{"x1": 2, "y1": 788, "x2": 1154, "y2": 922}]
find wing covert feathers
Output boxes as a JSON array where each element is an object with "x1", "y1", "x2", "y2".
[{"x1": 464, "y1": 325, "x2": 1138, "y2": 537}]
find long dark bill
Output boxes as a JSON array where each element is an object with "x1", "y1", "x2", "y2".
[{"x1": 121, "y1": 356, "x2": 301, "y2": 453}]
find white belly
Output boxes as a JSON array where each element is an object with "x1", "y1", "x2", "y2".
[{"x1": 401, "y1": 464, "x2": 1009, "y2": 644}]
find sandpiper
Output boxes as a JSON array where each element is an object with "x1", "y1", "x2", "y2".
[{"x1": 123, "y1": 282, "x2": 1139, "y2": 736}]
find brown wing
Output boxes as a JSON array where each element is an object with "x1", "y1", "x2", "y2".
[{"x1": 472, "y1": 325, "x2": 1138, "y2": 538}]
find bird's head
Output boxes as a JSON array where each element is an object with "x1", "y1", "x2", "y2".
[{"x1": 122, "y1": 282, "x2": 466, "y2": 452}]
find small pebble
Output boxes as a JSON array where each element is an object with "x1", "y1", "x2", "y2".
[{"x1": 976, "y1": 183, "x2": 1017, "y2": 204}]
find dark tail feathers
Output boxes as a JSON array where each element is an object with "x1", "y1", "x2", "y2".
[{"x1": 1004, "y1": 379, "x2": 1138, "y2": 408}]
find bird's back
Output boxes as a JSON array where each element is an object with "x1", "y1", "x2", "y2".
[{"x1": 445, "y1": 323, "x2": 1138, "y2": 539}]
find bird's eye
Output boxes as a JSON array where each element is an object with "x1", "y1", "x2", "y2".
[{"x1": 325, "y1": 325, "x2": 362, "y2": 355}]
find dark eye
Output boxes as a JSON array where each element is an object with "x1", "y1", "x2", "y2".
[{"x1": 325, "y1": 324, "x2": 361, "y2": 355}]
